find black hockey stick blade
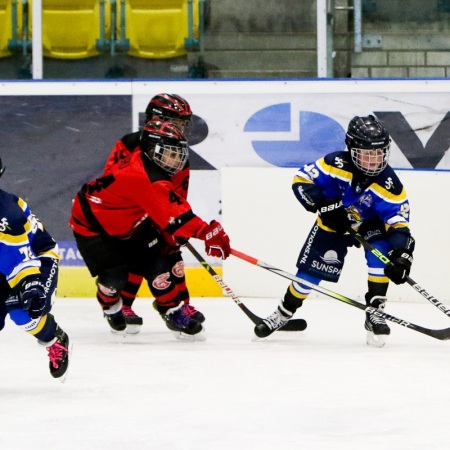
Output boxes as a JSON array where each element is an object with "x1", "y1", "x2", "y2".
[
  {"x1": 346, "y1": 227, "x2": 450, "y2": 319},
  {"x1": 231, "y1": 248, "x2": 450, "y2": 341},
  {"x1": 185, "y1": 242, "x2": 307, "y2": 332}
]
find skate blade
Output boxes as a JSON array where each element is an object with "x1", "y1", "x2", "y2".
[
  {"x1": 110, "y1": 327, "x2": 127, "y2": 337},
  {"x1": 366, "y1": 331, "x2": 386, "y2": 348},
  {"x1": 125, "y1": 324, "x2": 142, "y2": 335},
  {"x1": 171, "y1": 328, "x2": 207, "y2": 342}
]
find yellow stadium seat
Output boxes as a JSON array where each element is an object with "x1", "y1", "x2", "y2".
[
  {"x1": 123, "y1": 0, "x2": 199, "y2": 59},
  {"x1": 28, "y1": 0, "x2": 110, "y2": 59},
  {"x1": 0, "y1": 0, "x2": 16, "y2": 58}
]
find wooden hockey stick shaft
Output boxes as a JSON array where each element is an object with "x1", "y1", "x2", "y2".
[
  {"x1": 230, "y1": 248, "x2": 450, "y2": 341},
  {"x1": 185, "y1": 242, "x2": 306, "y2": 331},
  {"x1": 346, "y1": 227, "x2": 450, "y2": 319}
]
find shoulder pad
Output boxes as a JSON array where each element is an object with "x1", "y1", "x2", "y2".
[
  {"x1": 323, "y1": 151, "x2": 352, "y2": 169},
  {"x1": 121, "y1": 131, "x2": 141, "y2": 152},
  {"x1": 374, "y1": 166, "x2": 404, "y2": 195}
]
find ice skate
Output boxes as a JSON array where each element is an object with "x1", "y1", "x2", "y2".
[
  {"x1": 254, "y1": 305, "x2": 293, "y2": 338},
  {"x1": 43, "y1": 326, "x2": 71, "y2": 382},
  {"x1": 161, "y1": 303, "x2": 205, "y2": 341},
  {"x1": 101, "y1": 299, "x2": 127, "y2": 335},
  {"x1": 103, "y1": 310, "x2": 126, "y2": 334},
  {"x1": 181, "y1": 303, "x2": 205, "y2": 323},
  {"x1": 122, "y1": 304, "x2": 143, "y2": 334},
  {"x1": 365, "y1": 295, "x2": 390, "y2": 348}
]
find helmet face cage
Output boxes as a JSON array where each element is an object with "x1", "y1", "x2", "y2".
[
  {"x1": 346, "y1": 115, "x2": 391, "y2": 176},
  {"x1": 153, "y1": 141, "x2": 189, "y2": 175},
  {"x1": 140, "y1": 121, "x2": 189, "y2": 176},
  {"x1": 350, "y1": 145, "x2": 390, "y2": 176}
]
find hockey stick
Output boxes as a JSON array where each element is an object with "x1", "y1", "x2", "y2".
[
  {"x1": 185, "y1": 242, "x2": 306, "y2": 331},
  {"x1": 346, "y1": 227, "x2": 450, "y2": 319},
  {"x1": 230, "y1": 248, "x2": 450, "y2": 341}
]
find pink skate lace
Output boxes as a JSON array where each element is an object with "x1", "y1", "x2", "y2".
[
  {"x1": 122, "y1": 305, "x2": 137, "y2": 317},
  {"x1": 47, "y1": 342, "x2": 68, "y2": 369},
  {"x1": 181, "y1": 304, "x2": 199, "y2": 317}
]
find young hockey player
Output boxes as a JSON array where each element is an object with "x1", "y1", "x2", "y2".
[
  {"x1": 256, "y1": 115, "x2": 414, "y2": 347},
  {"x1": 0, "y1": 159, "x2": 70, "y2": 378},
  {"x1": 69, "y1": 121, "x2": 230, "y2": 340},
  {"x1": 102, "y1": 93, "x2": 203, "y2": 334}
]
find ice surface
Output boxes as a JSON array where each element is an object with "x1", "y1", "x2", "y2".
[{"x1": 1, "y1": 296, "x2": 450, "y2": 450}]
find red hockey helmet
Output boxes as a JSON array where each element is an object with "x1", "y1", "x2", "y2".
[
  {"x1": 145, "y1": 93, "x2": 192, "y2": 132},
  {"x1": 140, "y1": 121, "x2": 189, "y2": 175}
]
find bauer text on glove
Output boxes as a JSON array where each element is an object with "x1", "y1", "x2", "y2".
[
  {"x1": 19, "y1": 279, "x2": 47, "y2": 319},
  {"x1": 384, "y1": 248, "x2": 413, "y2": 285},
  {"x1": 196, "y1": 220, "x2": 231, "y2": 259},
  {"x1": 317, "y1": 198, "x2": 351, "y2": 233}
]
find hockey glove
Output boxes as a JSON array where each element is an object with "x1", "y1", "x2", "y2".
[
  {"x1": 19, "y1": 279, "x2": 47, "y2": 319},
  {"x1": 317, "y1": 198, "x2": 350, "y2": 233},
  {"x1": 384, "y1": 248, "x2": 413, "y2": 285},
  {"x1": 197, "y1": 220, "x2": 231, "y2": 259}
]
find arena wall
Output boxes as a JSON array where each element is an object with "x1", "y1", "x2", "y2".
[
  {"x1": 0, "y1": 79, "x2": 448, "y2": 299},
  {"x1": 223, "y1": 168, "x2": 450, "y2": 303}
]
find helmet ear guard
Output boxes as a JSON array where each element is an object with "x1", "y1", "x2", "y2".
[{"x1": 140, "y1": 121, "x2": 189, "y2": 176}]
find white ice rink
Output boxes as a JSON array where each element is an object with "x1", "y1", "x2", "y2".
[{"x1": 1, "y1": 295, "x2": 450, "y2": 450}]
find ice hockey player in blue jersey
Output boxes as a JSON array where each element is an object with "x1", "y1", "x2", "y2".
[
  {"x1": 0, "y1": 159, "x2": 70, "y2": 378},
  {"x1": 255, "y1": 115, "x2": 415, "y2": 347}
]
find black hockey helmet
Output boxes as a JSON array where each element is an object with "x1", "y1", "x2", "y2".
[
  {"x1": 145, "y1": 93, "x2": 192, "y2": 132},
  {"x1": 140, "y1": 121, "x2": 189, "y2": 176},
  {"x1": 345, "y1": 115, "x2": 391, "y2": 176}
]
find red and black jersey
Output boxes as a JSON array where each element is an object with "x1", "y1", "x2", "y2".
[
  {"x1": 104, "y1": 131, "x2": 190, "y2": 200},
  {"x1": 70, "y1": 150, "x2": 205, "y2": 240},
  {"x1": 104, "y1": 131, "x2": 140, "y2": 173}
]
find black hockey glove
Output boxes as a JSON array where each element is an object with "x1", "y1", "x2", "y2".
[
  {"x1": 384, "y1": 248, "x2": 413, "y2": 285},
  {"x1": 19, "y1": 279, "x2": 46, "y2": 319},
  {"x1": 317, "y1": 198, "x2": 351, "y2": 233}
]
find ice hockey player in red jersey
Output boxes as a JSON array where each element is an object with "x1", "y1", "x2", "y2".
[
  {"x1": 102, "y1": 93, "x2": 201, "y2": 334},
  {"x1": 69, "y1": 121, "x2": 230, "y2": 339}
]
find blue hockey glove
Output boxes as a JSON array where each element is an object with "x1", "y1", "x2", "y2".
[
  {"x1": 318, "y1": 198, "x2": 351, "y2": 233},
  {"x1": 384, "y1": 248, "x2": 413, "y2": 285},
  {"x1": 19, "y1": 279, "x2": 47, "y2": 319}
]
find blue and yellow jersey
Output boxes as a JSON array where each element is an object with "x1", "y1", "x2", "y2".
[
  {"x1": 0, "y1": 190, "x2": 58, "y2": 291},
  {"x1": 292, "y1": 150, "x2": 410, "y2": 233}
]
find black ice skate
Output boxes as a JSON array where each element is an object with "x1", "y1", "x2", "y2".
[
  {"x1": 122, "y1": 304, "x2": 143, "y2": 335},
  {"x1": 45, "y1": 326, "x2": 70, "y2": 381},
  {"x1": 101, "y1": 299, "x2": 127, "y2": 335},
  {"x1": 181, "y1": 303, "x2": 205, "y2": 323},
  {"x1": 254, "y1": 305, "x2": 293, "y2": 338},
  {"x1": 104, "y1": 310, "x2": 126, "y2": 334},
  {"x1": 161, "y1": 303, "x2": 205, "y2": 341},
  {"x1": 365, "y1": 295, "x2": 391, "y2": 348}
]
